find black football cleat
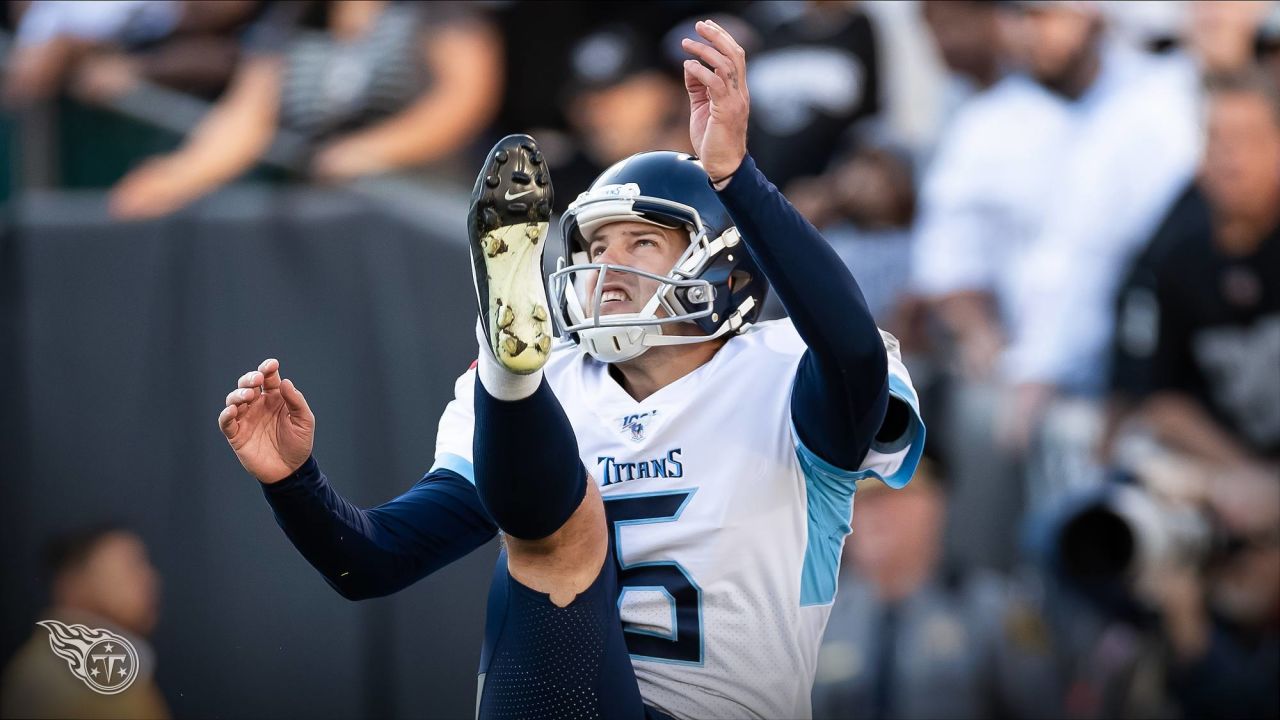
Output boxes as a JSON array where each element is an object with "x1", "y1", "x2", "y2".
[{"x1": 468, "y1": 134, "x2": 555, "y2": 374}]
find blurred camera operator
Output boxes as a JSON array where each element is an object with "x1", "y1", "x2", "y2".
[
  {"x1": 1097, "y1": 67, "x2": 1280, "y2": 719},
  {"x1": 1152, "y1": 470, "x2": 1280, "y2": 720}
]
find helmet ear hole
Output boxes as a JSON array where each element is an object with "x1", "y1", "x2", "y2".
[{"x1": 730, "y1": 269, "x2": 752, "y2": 291}]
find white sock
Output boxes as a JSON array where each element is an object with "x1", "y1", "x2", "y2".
[{"x1": 475, "y1": 318, "x2": 542, "y2": 401}]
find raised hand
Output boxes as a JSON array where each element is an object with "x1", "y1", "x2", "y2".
[
  {"x1": 681, "y1": 19, "x2": 750, "y2": 184},
  {"x1": 218, "y1": 358, "x2": 315, "y2": 484}
]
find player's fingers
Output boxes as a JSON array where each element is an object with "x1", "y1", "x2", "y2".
[
  {"x1": 259, "y1": 358, "x2": 282, "y2": 390},
  {"x1": 218, "y1": 403, "x2": 238, "y2": 438},
  {"x1": 237, "y1": 370, "x2": 264, "y2": 390},
  {"x1": 280, "y1": 378, "x2": 310, "y2": 414},
  {"x1": 700, "y1": 20, "x2": 748, "y2": 98},
  {"x1": 697, "y1": 20, "x2": 746, "y2": 75},
  {"x1": 681, "y1": 37, "x2": 734, "y2": 78},
  {"x1": 225, "y1": 387, "x2": 258, "y2": 407},
  {"x1": 683, "y1": 60, "x2": 708, "y2": 96},
  {"x1": 683, "y1": 59, "x2": 728, "y2": 99},
  {"x1": 701, "y1": 19, "x2": 747, "y2": 59}
]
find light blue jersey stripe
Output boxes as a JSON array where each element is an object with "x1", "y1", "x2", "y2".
[
  {"x1": 430, "y1": 452, "x2": 475, "y2": 485},
  {"x1": 794, "y1": 378, "x2": 926, "y2": 605}
]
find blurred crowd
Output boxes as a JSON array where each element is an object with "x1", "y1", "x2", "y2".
[{"x1": 2, "y1": 1, "x2": 1278, "y2": 719}]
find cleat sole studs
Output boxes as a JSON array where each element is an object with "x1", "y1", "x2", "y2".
[
  {"x1": 501, "y1": 334, "x2": 528, "y2": 357},
  {"x1": 484, "y1": 235, "x2": 509, "y2": 257}
]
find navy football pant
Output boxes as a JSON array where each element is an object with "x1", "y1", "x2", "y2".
[{"x1": 477, "y1": 544, "x2": 656, "y2": 720}]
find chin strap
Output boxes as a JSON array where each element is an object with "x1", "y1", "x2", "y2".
[
  {"x1": 579, "y1": 295, "x2": 758, "y2": 363},
  {"x1": 641, "y1": 295, "x2": 757, "y2": 347}
]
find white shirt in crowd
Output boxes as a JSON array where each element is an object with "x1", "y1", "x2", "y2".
[{"x1": 911, "y1": 41, "x2": 1202, "y2": 393}]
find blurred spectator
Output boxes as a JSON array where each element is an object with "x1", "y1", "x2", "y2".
[
  {"x1": 812, "y1": 467, "x2": 1060, "y2": 720},
  {"x1": 920, "y1": 0, "x2": 1005, "y2": 111},
  {"x1": 782, "y1": 0, "x2": 1006, "y2": 336},
  {"x1": 742, "y1": 1, "x2": 882, "y2": 190},
  {"x1": 787, "y1": 134, "x2": 916, "y2": 324},
  {"x1": 107, "y1": 0, "x2": 503, "y2": 220},
  {"x1": 1114, "y1": 70, "x2": 1280, "y2": 468},
  {"x1": 911, "y1": 1, "x2": 1200, "y2": 570},
  {"x1": 4, "y1": 1, "x2": 261, "y2": 106},
  {"x1": 1259, "y1": 3, "x2": 1280, "y2": 83},
  {"x1": 940, "y1": 0, "x2": 1198, "y2": 402},
  {"x1": 493, "y1": 1, "x2": 716, "y2": 142},
  {"x1": 1185, "y1": 0, "x2": 1274, "y2": 76},
  {"x1": 548, "y1": 26, "x2": 692, "y2": 205},
  {"x1": 0, "y1": 524, "x2": 167, "y2": 719},
  {"x1": 1054, "y1": 69, "x2": 1280, "y2": 707}
]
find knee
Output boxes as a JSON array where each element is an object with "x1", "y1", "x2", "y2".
[{"x1": 504, "y1": 483, "x2": 608, "y2": 607}]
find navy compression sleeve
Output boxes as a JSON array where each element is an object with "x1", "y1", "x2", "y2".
[
  {"x1": 716, "y1": 154, "x2": 890, "y2": 470},
  {"x1": 261, "y1": 456, "x2": 498, "y2": 600},
  {"x1": 472, "y1": 376, "x2": 588, "y2": 541}
]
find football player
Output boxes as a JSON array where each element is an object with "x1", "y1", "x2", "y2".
[{"x1": 220, "y1": 20, "x2": 923, "y2": 720}]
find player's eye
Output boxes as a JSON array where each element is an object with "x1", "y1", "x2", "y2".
[{"x1": 590, "y1": 244, "x2": 606, "y2": 259}]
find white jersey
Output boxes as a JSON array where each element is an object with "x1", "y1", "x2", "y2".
[{"x1": 432, "y1": 319, "x2": 924, "y2": 720}]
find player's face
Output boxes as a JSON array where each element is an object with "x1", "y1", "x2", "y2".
[{"x1": 582, "y1": 220, "x2": 690, "y2": 316}]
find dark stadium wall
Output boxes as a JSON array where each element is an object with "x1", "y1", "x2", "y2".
[{"x1": 0, "y1": 188, "x2": 497, "y2": 719}]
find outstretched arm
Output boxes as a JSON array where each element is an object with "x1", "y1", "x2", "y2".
[
  {"x1": 219, "y1": 359, "x2": 497, "y2": 600},
  {"x1": 261, "y1": 460, "x2": 497, "y2": 600},
  {"x1": 682, "y1": 21, "x2": 890, "y2": 469}
]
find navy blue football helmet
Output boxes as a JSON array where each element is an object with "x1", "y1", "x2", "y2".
[{"x1": 549, "y1": 151, "x2": 770, "y2": 363}]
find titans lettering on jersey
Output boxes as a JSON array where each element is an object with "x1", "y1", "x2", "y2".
[
  {"x1": 597, "y1": 449, "x2": 683, "y2": 485},
  {"x1": 432, "y1": 320, "x2": 925, "y2": 720}
]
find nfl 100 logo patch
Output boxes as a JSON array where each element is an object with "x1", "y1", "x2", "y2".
[{"x1": 619, "y1": 410, "x2": 659, "y2": 442}]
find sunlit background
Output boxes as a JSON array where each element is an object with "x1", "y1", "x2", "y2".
[{"x1": 1, "y1": 1, "x2": 1277, "y2": 719}]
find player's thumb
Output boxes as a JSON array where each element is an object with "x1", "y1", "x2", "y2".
[{"x1": 280, "y1": 378, "x2": 311, "y2": 415}]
